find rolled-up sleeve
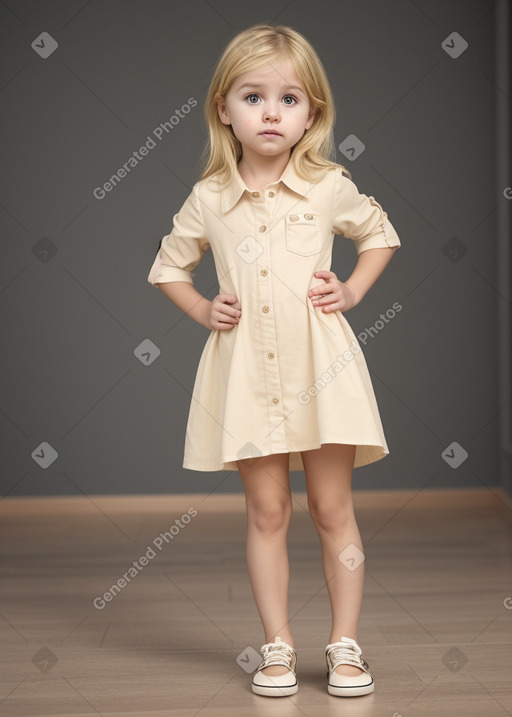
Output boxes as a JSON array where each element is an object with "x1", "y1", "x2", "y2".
[
  {"x1": 332, "y1": 168, "x2": 401, "y2": 255},
  {"x1": 147, "y1": 183, "x2": 210, "y2": 287}
]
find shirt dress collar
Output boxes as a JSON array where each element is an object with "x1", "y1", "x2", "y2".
[{"x1": 220, "y1": 158, "x2": 313, "y2": 214}]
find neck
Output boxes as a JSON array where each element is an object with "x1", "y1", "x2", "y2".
[{"x1": 237, "y1": 150, "x2": 291, "y2": 187}]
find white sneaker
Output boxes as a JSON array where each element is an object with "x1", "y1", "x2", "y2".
[
  {"x1": 251, "y1": 636, "x2": 298, "y2": 697},
  {"x1": 325, "y1": 635, "x2": 374, "y2": 696}
]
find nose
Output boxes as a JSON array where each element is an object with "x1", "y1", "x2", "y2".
[{"x1": 264, "y1": 100, "x2": 280, "y2": 122}]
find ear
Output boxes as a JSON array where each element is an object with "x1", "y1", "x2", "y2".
[
  {"x1": 305, "y1": 107, "x2": 316, "y2": 130},
  {"x1": 217, "y1": 98, "x2": 230, "y2": 126}
]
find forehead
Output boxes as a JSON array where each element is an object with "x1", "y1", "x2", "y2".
[{"x1": 232, "y1": 58, "x2": 304, "y2": 91}]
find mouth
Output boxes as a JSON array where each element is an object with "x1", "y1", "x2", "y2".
[{"x1": 260, "y1": 131, "x2": 282, "y2": 137}]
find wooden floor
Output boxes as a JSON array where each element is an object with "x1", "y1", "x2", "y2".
[{"x1": 1, "y1": 488, "x2": 511, "y2": 717}]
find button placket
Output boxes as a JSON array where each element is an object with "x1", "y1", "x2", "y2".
[{"x1": 251, "y1": 195, "x2": 286, "y2": 450}]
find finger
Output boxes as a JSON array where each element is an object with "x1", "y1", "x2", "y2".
[
  {"x1": 313, "y1": 298, "x2": 335, "y2": 309},
  {"x1": 222, "y1": 295, "x2": 242, "y2": 313},
  {"x1": 215, "y1": 321, "x2": 235, "y2": 330},
  {"x1": 220, "y1": 294, "x2": 239, "y2": 304},
  {"x1": 309, "y1": 285, "x2": 330, "y2": 298},
  {"x1": 310, "y1": 291, "x2": 330, "y2": 303},
  {"x1": 216, "y1": 309, "x2": 239, "y2": 323},
  {"x1": 321, "y1": 300, "x2": 339, "y2": 312},
  {"x1": 223, "y1": 303, "x2": 241, "y2": 317}
]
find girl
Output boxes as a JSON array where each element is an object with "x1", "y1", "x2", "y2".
[{"x1": 148, "y1": 23, "x2": 401, "y2": 698}]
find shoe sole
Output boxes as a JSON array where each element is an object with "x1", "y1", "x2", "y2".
[
  {"x1": 252, "y1": 682, "x2": 298, "y2": 697},
  {"x1": 327, "y1": 681, "x2": 374, "y2": 697}
]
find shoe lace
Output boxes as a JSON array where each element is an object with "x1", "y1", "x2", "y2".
[
  {"x1": 327, "y1": 641, "x2": 368, "y2": 671},
  {"x1": 260, "y1": 641, "x2": 295, "y2": 668}
]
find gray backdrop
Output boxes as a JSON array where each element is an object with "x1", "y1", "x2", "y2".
[{"x1": 1, "y1": 0, "x2": 509, "y2": 496}]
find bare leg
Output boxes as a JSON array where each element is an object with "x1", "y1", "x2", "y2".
[
  {"x1": 301, "y1": 443, "x2": 366, "y2": 677},
  {"x1": 237, "y1": 452, "x2": 293, "y2": 677}
]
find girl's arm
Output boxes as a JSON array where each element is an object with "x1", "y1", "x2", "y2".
[
  {"x1": 344, "y1": 246, "x2": 398, "y2": 306},
  {"x1": 156, "y1": 281, "x2": 211, "y2": 328}
]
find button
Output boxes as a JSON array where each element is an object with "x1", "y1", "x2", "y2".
[
  {"x1": 268, "y1": 191, "x2": 275, "y2": 197},
  {"x1": 268, "y1": 352, "x2": 275, "y2": 359},
  {"x1": 272, "y1": 397, "x2": 279, "y2": 404},
  {"x1": 289, "y1": 214, "x2": 299, "y2": 221},
  {"x1": 260, "y1": 269, "x2": 268, "y2": 276},
  {"x1": 259, "y1": 225, "x2": 266, "y2": 232},
  {"x1": 252, "y1": 191, "x2": 260, "y2": 198},
  {"x1": 262, "y1": 305, "x2": 269, "y2": 313},
  {"x1": 304, "y1": 213, "x2": 313, "y2": 220}
]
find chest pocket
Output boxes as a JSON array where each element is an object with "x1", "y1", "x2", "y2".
[{"x1": 285, "y1": 212, "x2": 322, "y2": 256}]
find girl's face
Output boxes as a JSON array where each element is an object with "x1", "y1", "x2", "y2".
[{"x1": 217, "y1": 57, "x2": 316, "y2": 164}]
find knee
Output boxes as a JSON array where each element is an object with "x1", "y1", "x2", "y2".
[
  {"x1": 249, "y1": 498, "x2": 292, "y2": 533},
  {"x1": 308, "y1": 500, "x2": 353, "y2": 533}
]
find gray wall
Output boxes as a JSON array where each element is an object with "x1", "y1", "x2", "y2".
[{"x1": 1, "y1": 1, "x2": 505, "y2": 495}]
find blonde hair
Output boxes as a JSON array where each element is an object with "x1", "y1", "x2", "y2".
[{"x1": 197, "y1": 23, "x2": 351, "y2": 186}]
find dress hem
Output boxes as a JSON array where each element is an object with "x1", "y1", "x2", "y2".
[{"x1": 182, "y1": 437, "x2": 390, "y2": 472}]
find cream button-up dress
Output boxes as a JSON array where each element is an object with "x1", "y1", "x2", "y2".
[{"x1": 148, "y1": 159, "x2": 401, "y2": 472}]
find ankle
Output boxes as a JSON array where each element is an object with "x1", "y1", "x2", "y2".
[
  {"x1": 265, "y1": 633, "x2": 294, "y2": 648},
  {"x1": 328, "y1": 633, "x2": 359, "y2": 644}
]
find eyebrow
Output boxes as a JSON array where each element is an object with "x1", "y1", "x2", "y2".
[{"x1": 236, "y1": 83, "x2": 305, "y2": 94}]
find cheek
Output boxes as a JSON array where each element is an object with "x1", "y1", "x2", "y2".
[
  {"x1": 231, "y1": 106, "x2": 250, "y2": 125},
  {"x1": 231, "y1": 113, "x2": 250, "y2": 134},
  {"x1": 299, "y1": 109, "x2": 313, "y2": 127},
  {"x1": 236, "y1": 113, "x2": 259, "y2": 133}
]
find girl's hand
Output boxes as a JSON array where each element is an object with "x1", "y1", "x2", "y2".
[
  {"x1": 202, "y1": 293, "x2": 242, "y2": 330},
  {"x1": 308, "y1": 270, "x2": 357, "y2": 313}
]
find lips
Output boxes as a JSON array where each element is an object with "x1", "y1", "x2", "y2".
[{"x1": 260, "y1": 131, "x2": 282, "y2": 136}]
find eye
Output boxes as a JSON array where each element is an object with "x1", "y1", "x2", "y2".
[
  {"x1": 245, "y1": 93, "x2": 260, "y2": 104},
  {"x1": 282, "y1": 95, "x2": 298, "y2": 105}
]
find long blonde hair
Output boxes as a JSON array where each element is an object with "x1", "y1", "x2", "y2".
[{"x1": 197, "y1": 23, "x2": 352, "y2": 186}]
